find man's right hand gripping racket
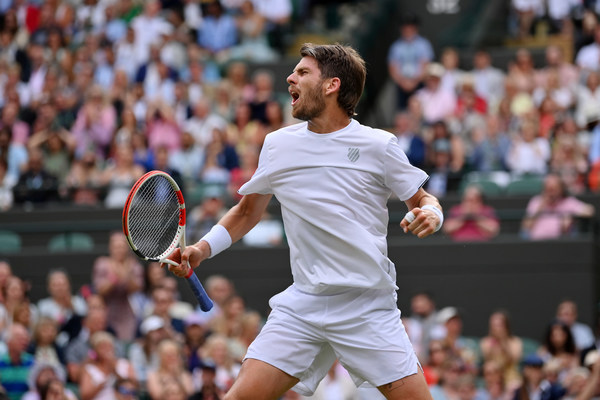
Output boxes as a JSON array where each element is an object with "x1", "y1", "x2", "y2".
[{"x1": 122, "y1": 170, "x2": 213, "y2": 311}]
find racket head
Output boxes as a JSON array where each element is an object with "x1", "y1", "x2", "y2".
[{"x1": 122, "y1": 171, "x2": 186, "y2": 262}]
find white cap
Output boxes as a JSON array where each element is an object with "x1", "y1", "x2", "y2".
[
  {"x1": 140, "y1": 316, "x2": 165, "y2": 335},
  {"x1": 437, "y1": 307, "x2": 460, "y2": 324}
]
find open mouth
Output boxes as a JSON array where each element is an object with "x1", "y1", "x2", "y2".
[{"x1": 289, "y1": 89, "x2": 300, "y2": 106}]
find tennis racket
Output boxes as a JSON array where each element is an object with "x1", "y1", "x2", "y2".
[{"x1": 122, "y1": 170, "x2": 213, "y2": 311}]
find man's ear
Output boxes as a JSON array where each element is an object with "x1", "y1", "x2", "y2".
[{"x1": 324, "y1": 77, "x2": 341, "y2": 95}]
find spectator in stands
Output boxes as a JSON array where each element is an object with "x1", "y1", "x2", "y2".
[
  {"x1": 148, "y1": 285, "x2": 185, "y2": 337},
  {"x1": 470, "y1": 50, "x2": 504, "y2": 114},
  {"x1": 469, "y1": 114, "x2": 511, "y2": 173},
  {"x1": 480, "y1": 310, "x2": 523, "y2": 393},
  {"x1": 393, "y1": 111, "x2": 426, "y2": 168},
  {"x1": 1, "y1": 100, "x2": 30, "y2": 145},
  {"x1": 187, "y1": 186, "x2": 229, "y2": 243},
  {"x1": 228, "y1": 145, "x2": 259, "y2": 202},
  {"x1": 0, "y1": 126, "x2": 28, "y2": 185},
  {"x1": 227, "y1": 101, "x2": 261, "y2": 153},
  {"x1": 130, "y1": 0, "x2": 173, "y2": 66},
  {"x1": 100, "y1": 145, "x2": 145, "y2": 209},
  {"x1": 230, "y1": 0, "x2": 279, "y2": 63},
  {"x1": 37, "y1": 269, "x2": 87, "y2": 342},
  {"x1": 575, "y1": 71, "x2": 600, "y2": 129},
  {"x1": 27, "y1": 125, "x2": 75, "y2": 186},
  {"x1": 252, "y1": 0, "x2": 292, "y2": 54},
  {"x1": 184, "y1": 97, "x2": 228, "y2": 150},
  {"x1": 27, "y1": 316, "x2": 65, "y2": 367},
  {"x1": 169, "y1": 130, "x2": 206, "y2": 184},
  {"x1": 532, "y1": 68, "x2": 574, "y2": 113},
  {"x1": 537, "y1": 319, "x2": 579, "y2": 380},
  {"x1": 403, "y1": 291, "x2": 443, "y2": 364},
  {"x1": 64, "y1": 296, "x2": 115, "y2": 384},
  {"x1": 92, "y1": 231, "x2": 144, "y2": 341},
  {"x1": 550, "y1": 127, "x2": 588, "y2": 195},
  {"x1": 556, "y1": 300, "x2": 596, "y2": 352},
  {"x1": 439, "y1": 47, "x2": 464, "y2": 95},
  {"x1": 197, "y1": 0, "x2": 238, "y2": 63},
  {"x1": 223, "y1": 61, "x2": 254, "y2": 107},
  {"x1": 576, "y1": 25, "x2": 600, "y2": 72},
  {"x1": 428, "y1": 356, "x2": 466, "y2": 400},
  {"x1": 183, "y1": 312, "x2": 210, "y2": 371},
  {"x1": 64, "y1": 149, "x2": 104, "y2": 206},
  {"x1": 511, "y1": 0, "x2": 544, "y2": 39},
  {"x1": 422, "y1": 339, "x2": 449, "y2": 386},
  {"x1": 201, "y1": 134, "x2": 233, "y2": 186},
  {"x1": 424, "y1": 121, "x2": 464, "y2": 196},
  {"x1": 508, "y1": 48, "x2": 537, "y2": 94},
  {"x1": 147, "y1": 338, "x2": 195, "y2": 399},
  {"x1": 202, "y1": 275, "x2": 236, "y2": 322},
  {"x1": 387, "y1": 13, "x2": 434, "y2": 110},
  {"x1": 145, "y1": 99, "x2": 182, "y2": 153},
  {"x1": 0, "y1": 275, "x2": 37, "y2": 334},
  {"x1": 506, "y1": 119, "x2": 551, "y2": 176},
  {"x1": 521, "y1": 173, "x2": 595, "y2": 240},
  {"x1": 437, "y1": 307, "x2": 480, "y2": 372},
  {"x1": 71, "y1": 85, "x2": 117, "y2": 161},
  {"x1": 535, "y1": 45, "x2": 579, "y2": 92},
  {"x1": 415, "y1": 63, "x2": 457, "y2": 125},
  {"x1": 0, "y1": 323, "x2": 34, "y2": 400},
  {"x1": 23, "y1": 363, "x2": 77, "y2": 400},
  {"x1": 137, "y1": 45, "x2": 179, "y2": 106},
  {"x1": 480, "y1": 359, "x2": 512, "y2": 400},
  {"x1": 443, "y1": 185, "x2": 500, "y2": 242},
  {"x1": 513, "y1": 354, "x2": 565, "y2": 400},
  {"x1": 127, "y1": 315, "x2": 171, "y2": 387},
  {"x1": 201, "y1": 334, "x2": 241, "y2": 393},
  {"x1": 78, "y1": 331, "x2": 137, "y2": 400},
  {"x1": 247, "y1": 69, "x2": 277, "y2": 124}
]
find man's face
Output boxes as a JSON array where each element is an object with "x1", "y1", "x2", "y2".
[{"x1": 287, "y1": 56, "x2": 326, "y2": 121}]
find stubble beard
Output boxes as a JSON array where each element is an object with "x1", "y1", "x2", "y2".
[{"x1": 292, "y1": 84, "x2": 326, "y2": 121}]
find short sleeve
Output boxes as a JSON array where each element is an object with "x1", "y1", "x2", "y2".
[
  {"x1": 238, "y1": 140, "x2": 272, "y2": 195},
  {"x1": 384, "y1": 138, "x2": 429, "y2": 201}
]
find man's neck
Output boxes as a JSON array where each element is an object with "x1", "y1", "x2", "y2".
[{"x1": 307, "y1": 112, "x2": 351, "y2": 134}]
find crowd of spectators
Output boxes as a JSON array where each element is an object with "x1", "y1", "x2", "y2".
[
  {"x1": 2, "y1": 0, "x2": 600, "y2": 399},
  {"x1": 0, "y1": 0, "x2": 299, "y2": 213},
  {"x1": 1, "y1": 258, "x2": 600, "y2": 400}
]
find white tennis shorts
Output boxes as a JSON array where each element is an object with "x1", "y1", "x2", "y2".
[{"x1": 244, "y1": 284, "x2": 419, "y2": 396}]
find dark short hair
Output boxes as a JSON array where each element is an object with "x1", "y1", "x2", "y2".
[{"x1": 300, "y1": 43, "x2": 367, "y2": 117}]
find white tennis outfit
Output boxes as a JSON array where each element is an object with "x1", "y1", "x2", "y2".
[{"x1": 238, "y1": 119, "x2": 429, "y2": 395}]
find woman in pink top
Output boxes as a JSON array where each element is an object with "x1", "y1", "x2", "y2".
[{"x1": 521, "y1": 174, "x2": 595, "y2": 240}]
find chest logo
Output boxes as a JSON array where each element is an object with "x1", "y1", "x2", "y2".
[{"x1": 347, "y1": 147, "x2": 360, "y2": 163}]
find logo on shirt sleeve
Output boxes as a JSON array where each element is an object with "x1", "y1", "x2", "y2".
[{"x1": 347, "y1": 147, "x2": 360, "y2": 163}]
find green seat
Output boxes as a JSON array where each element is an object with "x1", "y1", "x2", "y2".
[
  {"x1": 48, "y1": 232, "x2": 94, "y2": 252},
  {"x1": 0, "y1": 230, "x2": 21, "y2": 254},
  {"x1": 460, "y1": 179, "x2": 504, "y2": 196},
  {"x1": 505, "y1": 176, "x2": 544, "y2": 196}
]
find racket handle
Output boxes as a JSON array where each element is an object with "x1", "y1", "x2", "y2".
[{"x1": 186, "y1": 271, "x2": 214, "y2": 312}]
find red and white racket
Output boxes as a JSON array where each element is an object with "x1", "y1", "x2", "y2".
[{"x1": 122, "y1": 170, "x2": 213, "y2": 311}]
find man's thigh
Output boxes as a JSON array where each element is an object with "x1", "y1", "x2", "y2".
[
  {"x1": 377, "y1": 368, "x2": 433, "y2": 400},
  {"x1": 224, "y1": 359, "x2": 299, "y2": 400}
]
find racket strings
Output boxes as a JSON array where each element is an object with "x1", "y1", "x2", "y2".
[{"x1": 127, "y1": 176, "x2": 181, "y2": 258}]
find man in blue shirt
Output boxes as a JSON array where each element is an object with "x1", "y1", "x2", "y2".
[
  {"x1": 0, "y1": 323, "x2": 34, "y2": 400},
  {"x1": 387, "y1": 13, "x2": 434, "y2": 110}
]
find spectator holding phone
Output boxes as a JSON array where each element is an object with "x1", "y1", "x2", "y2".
[{"x1": 443, "y1": 184, "x2": 500, "y2": 241}]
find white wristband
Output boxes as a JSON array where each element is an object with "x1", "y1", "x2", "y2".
[
  {"x1": 421, "y1": 205, "x2": 444, "y2": 232},
  {"x1": 200, "y1": 224, "x2": 232, "y2": 258}
]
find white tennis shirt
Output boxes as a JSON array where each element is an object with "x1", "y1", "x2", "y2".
[{"x1": 238, "y1": 119, "x2": 429, "y2": 294}]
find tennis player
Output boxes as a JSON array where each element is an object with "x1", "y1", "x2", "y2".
[{"x1": 168, "y1": 43, "x2": 441, "y2": 400}]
